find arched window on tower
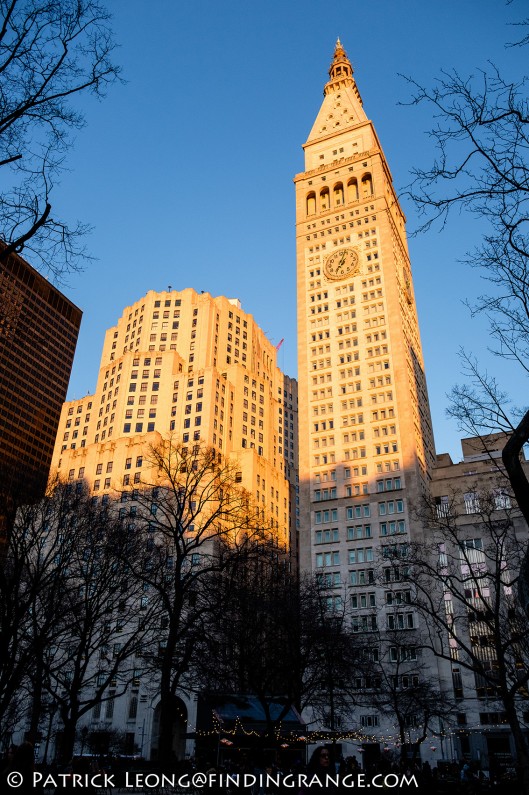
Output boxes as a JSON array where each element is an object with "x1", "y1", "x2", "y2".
[
  {"x1": 333, "y1": 183, "x2": 344, "y2": 207},
  {"x1": 306, "y1": 192, "x2": 316, "y2": 216},
  {"x1": 320, "y1": 187, "x2": 330, "y2": 211},
  {"x1": 347, "y1": 178, "x2": 359, "y2": 203},
  {"x1": 362, "y1": 173, "x2": 373, "y2": 197}
]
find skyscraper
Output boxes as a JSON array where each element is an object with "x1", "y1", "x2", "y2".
[
  {"x1": 48, "y1": 287, "x2": 297, "y2": 757},
  {"x1": 0, "y1": 246, "x2": 82, "y2": 528},
  {"x1": 295, "y1": 41, "x2": 435, "y2": 621},
  {"x1": 51, "y1": 287, "x2": 296, "y2": 549}
]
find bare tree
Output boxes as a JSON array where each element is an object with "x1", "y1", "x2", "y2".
[
  {"x1": 82, "y1": 726, "x2": 138, "y2": 757},
  {"x1": 0, "y1": 0, "x2": 121, "y2": 278},
  {"x1": 368, "y1": 631, "x2": 454, "y2": 763},
  {"x1": 127, "y1": 439, "x2": 279, "y2": 768},
  {"x1": 403, "y1": 21, "x2": 529, "y2": 610},
  {"x1": 41, "y1": 485, "x2": 158, "y2": 764},
  {"x1": 195, "y1": 539, "x2": 301, "y2": 742},
  {"x1": 197, "y1": 556, "x2": 363, "y2": 756},
  {"x1": 406, "y1": 489, "x2": 529, "y2": 792},
  {"x1": 0, "y1": 478, "x2": 156, "y2": 762},
  {"x1": 197, "y1": 550, "x2": 364, "y2": 750},
  {"x1": 0, "y1": 480, "x2": 81, "y2": 745},
  {"x1": 299, "y1": 575, "x2": 361, "y2": 734}
]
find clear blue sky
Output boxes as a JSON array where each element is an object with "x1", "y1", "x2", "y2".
[{"x1": 54, "y1": 0, "x2": 528, "y2": 461}]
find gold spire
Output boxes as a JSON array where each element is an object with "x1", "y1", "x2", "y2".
[{"x1": 329, "y1": 37, "x2": 353, "y2": 81}]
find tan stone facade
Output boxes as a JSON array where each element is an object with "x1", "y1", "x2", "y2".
[
  {"x1": 51, "y1": 288, "x2": 296, "y2": 549},
  {"x1": 295, "y1": 41, "x2": 435, "y2": 583}
]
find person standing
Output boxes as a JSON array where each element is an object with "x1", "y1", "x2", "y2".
[
  {"x1": 2, "y1": 742, "x2": 35, "y2": 795},
  {"x1": 299, "y1": 747, "x2": 338, "y2": 793}
]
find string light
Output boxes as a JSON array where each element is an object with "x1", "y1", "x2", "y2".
[{"x1": 188, "y1": 710, "x2": 500, "y2": 752}]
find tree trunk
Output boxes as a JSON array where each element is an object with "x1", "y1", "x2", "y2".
[
  {"x1": 398, "y1": 722, "x2": 407, "y2": 765},
  {"x1": 42, "y1": 703, "x2": 57, "y2": 765},
  {"x1": 58, "y1": 710, "x2": 79, "y2": 764},
  {"x1": 157, "y1": 651, "x2": 176, "y2": 769},
  {"x1": 27, "y1": 674, "x2": 43, "y2": 745}
]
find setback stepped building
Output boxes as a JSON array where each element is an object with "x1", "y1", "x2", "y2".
[
  {"x1": 49, "y1": 288, "x2": 298, "y2": 759},
  {"x1": 52, "y1": 288, "x2": 297, "y2": 550}
]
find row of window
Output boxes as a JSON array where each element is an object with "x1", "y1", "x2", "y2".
[
  {"x1": 350, "y1": 565, "x2": 411, "y2": 585},
  {"x1": 435, "y1": 491, "x2": 512, "y2": 517},
  {"x1": 90, "y1": 456, "x2": 144, "y2": 477},
  {"x1": 312, "y1": 438, "x2": 399, "y2": 458},
  {"x1": 314, "y1": 499, "x2": 405, "y2": 521},
  {"x1": 314, "y1": 482, "x2": 402, "y2": 501},
  {"x1": 123, "y1": 422, "x2": 156, "y2": 434},
  {"x1": 129, "y1": 381, "x2": 159, "y2": 393},
  {"x1": 316, "y1": 547, "x2": 375, "y2": 567},
  {"x1": 315, "y1": 524, "x2": 374, "y2": 544},
  {"x1": 315, "y1": 520, "x2": 406, "y2": 543},
  {"x1": 93, "y1": 471, "x2": 141, "y2": 491},
  {"x1": 314, "y1": 464, "x2": 386, "y2": 481},
  {"x1": 349, "y1": 613, "x2": 416, "y2": 632}
]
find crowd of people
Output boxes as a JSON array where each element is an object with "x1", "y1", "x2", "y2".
[
  {"x1": 0, "y1": 742, "x2": 520, "y2": 794},
  {"x1": 196, "y1": 746, "x2": 519, "y2": 794}
]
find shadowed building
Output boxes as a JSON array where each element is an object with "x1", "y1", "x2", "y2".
[
  {"x1": 0, "y1": 247, "x2": 81, "y2": 530},
  {"x1": 430, "y1": 434, "x2": 529, "y2": 776}
]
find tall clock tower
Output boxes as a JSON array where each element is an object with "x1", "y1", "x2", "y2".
[{"x1": 295, "y1": 41, "x2": 435, "y2": 578}]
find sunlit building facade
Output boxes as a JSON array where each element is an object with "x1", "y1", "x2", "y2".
[
  {"x1": 48, "y1": 288, "x2": 297, "y2": 758},
  {"x1": 295, "y1": 40, "x2": 439, "y2": 754},
  {"x1": 51, "y1": 287, "x2": 296, "y2": 549},
  {"x1": 296, "y1": 40, "x2": 435, "y2": 608}
]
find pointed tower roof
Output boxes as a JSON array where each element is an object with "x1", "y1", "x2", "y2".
[
  {"x1": 328, "y1": 38, "x2": 353, "y2": 85},
  {"x1": 304, "y1": 39, "x2": 367, "y2": 147}
]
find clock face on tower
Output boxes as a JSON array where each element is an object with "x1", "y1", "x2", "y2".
[{"x1": 323, "y1": 247, "x2": 360, "y2": 281}]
